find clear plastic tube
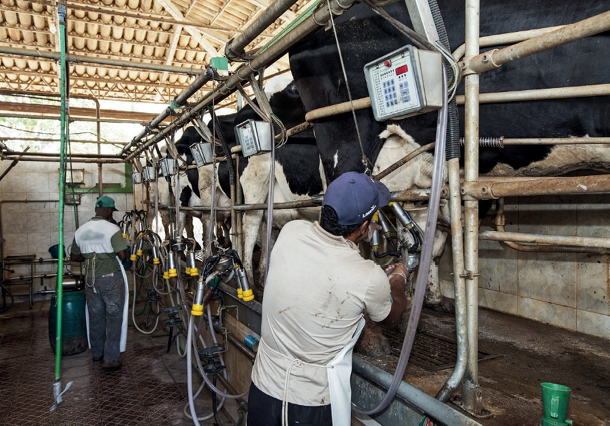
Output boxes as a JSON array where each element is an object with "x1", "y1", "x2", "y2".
[{"x1": 352, "y1": 68, "x2": 449, "y2": 416}]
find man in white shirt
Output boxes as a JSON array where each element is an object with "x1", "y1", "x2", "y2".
[{"x1": 248, "y1": 172, "x2": 409, "y2": 425}]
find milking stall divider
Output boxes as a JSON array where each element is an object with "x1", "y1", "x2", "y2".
[{"x1": 1, "y1": 0, "x2": 608, "y2": 424}]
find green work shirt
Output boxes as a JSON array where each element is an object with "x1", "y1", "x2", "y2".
[{"x1": 71, "y1": 217, "x2": 128, "y2": 279}]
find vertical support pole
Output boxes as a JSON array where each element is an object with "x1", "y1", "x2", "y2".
[
  {"x1": 96, "y1": 100, "x2": 102, "y2": 197},
  {"x1": 462, "y1": 0, "x2": 482, "y2": 414}
]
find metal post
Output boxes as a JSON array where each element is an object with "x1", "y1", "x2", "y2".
[
  {"x1": 461, "y1": 0, "x2": 483, "y2": 415},
  {"x1": 95, "y1": 99, "x2": 103, "y2": 197}
]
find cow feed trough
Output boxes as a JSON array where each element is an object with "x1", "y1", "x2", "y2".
[{"x1": 118, "y1": 1, "x2": 610, "y2": 425}]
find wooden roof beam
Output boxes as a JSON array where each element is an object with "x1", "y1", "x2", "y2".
[{"x1": 157, "y1": 0, "x2": 219, "y2": 57}]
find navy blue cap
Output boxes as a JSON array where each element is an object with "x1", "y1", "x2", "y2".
[{"x1": 323, "y1": 172, "x2": 391, "y2": 225}]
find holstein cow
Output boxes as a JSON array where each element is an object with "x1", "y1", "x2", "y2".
[{"x1": 289, "y1": 0, "x2": 610, "y2": 311}]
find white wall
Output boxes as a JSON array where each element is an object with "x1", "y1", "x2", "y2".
[
  {"x1": 439, "y1": 194, "x2": 610, "y2": 339},
  {"x1": 0, "y1": 159, "x2": 141, "y2": 295}
]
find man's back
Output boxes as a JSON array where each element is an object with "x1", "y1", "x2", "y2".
[{"x1": 252, "y1": 220, "x2": 391, "y2": 406}]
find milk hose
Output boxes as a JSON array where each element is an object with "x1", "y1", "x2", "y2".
[
  {"x1": 352, "y1": 68, "x2": 448, "y2": 416},
  {"x1": 131, "y1": 261, "x2": 160, "y2": 334},
  {"x1": 186, "y1": 272, "x2": 227, "y2": 423}
]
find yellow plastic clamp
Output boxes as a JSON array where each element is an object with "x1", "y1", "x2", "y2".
[
  {"x1": 130, "y1": 254, "x2": 137, "y2": 261},
  {"x1": 242, "y1": 289, "x2": 254, "y2": 302},
  {"x1": 169, "y1": 269, "x2": 177, "y2": 278},
  {"x1": 122, "y1": 233, "x2": 127, "y2": 239},
  {"x1": 163, "y1": 271, "x2": 169, "y2": 280},
  {"x1": 153, "y1": 258, "x2": 160, "y2": 265},
  {"x1": 136, "y1": 249, "x2": 143, "y2": 256},
  {"x1": 237, "y1": 288, "x2": 243, "y2": 299},
  {"x1": 371, "y1": 211, "x2": 379, "y2": 222},
  {"x1": 190, "y1": 269, "x2": 199, "y2": 277},
  {"x1": 185, "y1": 267, "x2": 191, "y2": 275},
  {"x1": 191, "y1": 304, "x2": 203, "y2": 316}
]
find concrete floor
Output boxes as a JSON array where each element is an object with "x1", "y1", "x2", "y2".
[
  {"x1": 1, "y1": 299, "x2": 609, "y2": 425},
  {"x1": 0, "y1": 299, "x2": 235, "y2": 426},
  {"x1": 361, "y1": 307, "x2": 610, "y2": 426}
]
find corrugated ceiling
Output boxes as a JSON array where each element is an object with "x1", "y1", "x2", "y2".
[{"x1": 0, "y1": 0, "x2": 314, "y2": 105}]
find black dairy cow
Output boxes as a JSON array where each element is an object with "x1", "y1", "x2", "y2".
[{"x1": 289, "y1": 0, "x2": 609, "y2": 180}]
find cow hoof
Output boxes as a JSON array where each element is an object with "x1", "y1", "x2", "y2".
[{"x1": 426, "y1": 296, "x2": 455, "y2": 314}]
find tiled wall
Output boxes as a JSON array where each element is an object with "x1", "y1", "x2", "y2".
[
  {"x1": 439, "y1": 194, "x2": 610, "y2": 339},
  {"x1": 0, "y1": 159, "x2": 142, "y2": 296}
]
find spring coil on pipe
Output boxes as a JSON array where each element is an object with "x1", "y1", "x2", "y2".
[{"x1": 459, "y1": 136, "x2": 505, "y2": 148}]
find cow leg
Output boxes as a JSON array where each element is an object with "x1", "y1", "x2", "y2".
[
  {"x1": 424, "y1": 260, "x2": 455, "y2": 313},
  {"x1": 239, "y1": 155, "x2": 272, "y2": 289}
]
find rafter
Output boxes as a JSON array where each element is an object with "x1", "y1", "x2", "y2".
[{"x1": 156, "y1": 0, "x2": 219, "y2": 57}]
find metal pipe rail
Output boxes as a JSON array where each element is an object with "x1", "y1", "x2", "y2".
[
  {"x1": 479, "y1": 230, "x2": 610, "y2": 249},
  {"x1": 466, "y1": 11, "x2": 610, "y2": 74},
  {"x1": 225, "y1": 0, "x2": 301, "y2": 59},
  {"x1": 1, "y1": 138, "x2": 128, "y2": 145},
  {"x1": 123, "y1": 0, "x2": 360, "y2": 162},
  {"x1": 463, "y1": 174, "x2": 610, "y2": 199},
  {"x1": 0, "y1": 46, "x2": 200, "y2": 75},
  {"x1": 2, "y1": 151, "x2": 122, "y2": 159},
  {"x1": 455, "y1": 84, "x2": 610, "y2": 105},
  {"x1": 1, "y1": 156, "x2": 124, "y2": 164}
]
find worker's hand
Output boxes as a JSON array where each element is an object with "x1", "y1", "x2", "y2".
[{"x1": 385, "y1": 263, "x2": 409, "y2": 286}]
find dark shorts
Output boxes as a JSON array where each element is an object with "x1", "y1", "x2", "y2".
[{"x1": 247, "y1": 382, "x2": 332, "y2": 426}]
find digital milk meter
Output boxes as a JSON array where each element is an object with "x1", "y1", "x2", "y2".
[
  {"x1": 234, "y1": 119, "x2": 273, "y2": 158},
  {"x1": 364, "y1": 45, "x2": 443, "y2": 121},
  {"x1": 190, "y1": 142, "x2": 214, "y2": 167}
]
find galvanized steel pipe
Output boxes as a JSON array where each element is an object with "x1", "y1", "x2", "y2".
[
  {"x1": 123, "y1": 0, "x2": 360, "y2": 162},
  {"x1": 0, "y1": 46, "x2": 199, "y2": 75},
  {"x1": 480, "y1": 230, "x2": 610, "y2": 249},
  {"x1": 467, "y1": 11, "x2": 610, "y2": 74},
  {"x1": 461, "y1": 0, "x2": 482, "y2": 414},
  {"x1": 455, "y1": 84, "x2": 610, "y2": 105},
  {"x1": 464, "y1": 174, "x2": 610, "y2": 199},
  {"x1": 225, "y1": 0, "x2": 301, "y2": 59}
]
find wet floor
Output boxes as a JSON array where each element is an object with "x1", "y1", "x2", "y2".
[
  {"x1": 360, "y1": 307, "x2": 610, "y2": 426},
  {"x1": 0, "y1": 300, "x2": 235, "y2": 426}
]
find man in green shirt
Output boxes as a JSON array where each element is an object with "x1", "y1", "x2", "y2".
[{"x1": 70, "y1": 196, "x2": 128, "y2": 370}]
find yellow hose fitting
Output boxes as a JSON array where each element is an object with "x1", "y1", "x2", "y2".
[
  {"x1": 129, "y1": 236, "x2": 132, "y2": 241},
  {"x1": 169, "y1": 268, "x2": 177, "y2": 278},
  {"x1": 371, "y1": 211, "x2": 379, "y2": 222},
  {"x1": 185, "y1": 267, "x2": 191, "y2": 275},
  {"x1": 153, "y1": 258, "x2": 160, "y2": 265},
  {"x1": 136, "y1": 249, "x2": 143, "y2": 256},
  {"x1": 237, "y1": 288, "x2": 243, "y2": 299},
  {"x1": 122, "y1": 233, "x2": 127, "y2": 239},
  {"x1": 130, "y1": 253, "x2": 137, "y2": 261},
  {"x1": 191, "y1": 304, "x2": 203, "y2": 316},
  {"x1": 190, "y1": 269, "x2": 199, "y2": 277},
  {"x1": 242, "y1": 289, "x2": 254, "y2": 302},
  {"x1": 163, "y1": 271, "x2": 169, "y2": 280}
]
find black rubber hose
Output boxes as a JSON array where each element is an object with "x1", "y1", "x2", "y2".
[
  {"x1": 212, "y1": 375, "x2": 223, "y2": 426},
  {"x1": 209, "y1": 106, "x2": 236, "y2": 186},
  {"x1": 428, "y1": 0, "x2": 460, "y2": 161}
]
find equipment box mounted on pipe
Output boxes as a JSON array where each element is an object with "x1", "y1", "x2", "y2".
[
  {"x1": 364, "y1": 45, "x2": 443, "y2": 121},
  {"x1": 234, "y1": 119, "x2": 273, "y2": 157},
  {"x1": 190, "y1": 142, "x2": 214, "y2": 167}
]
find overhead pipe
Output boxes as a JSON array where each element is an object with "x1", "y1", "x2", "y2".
[
  {"x1": 0, "y1": 146, "x2": 30, "y2": 182},
  {"x1": 123, "y1": 0, "x2": 361, "y2": 161},
  {"x1": 2, "y1": 156, "x2": 124, "y2": 164},
  {"x1": 466, "y1": 11, "x2": 610, "y2": 74},
  {"x1": 0, "y1": 46, "x2": 199, "y2": 75},
  {"x1": 225, "y1": 0, "x2": 301, "y2": 60},
  {"x1": 2, "y1": 151, "x2": 121, "y2": 159},
  {"x1": 0, "y1": 113, "x2": 151, "y2": 124},
  {"x1": 2, "y1": 137, "x2": 128, "y2": 145},
  {"x1": 122, "y1": 66, "x2": 216, "y2": 154}
]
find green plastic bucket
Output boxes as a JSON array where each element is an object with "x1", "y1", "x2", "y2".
[
  {"x1": 48, "y1": 291, "x2": 88, "y2": 356},
  {"x1": 541, "y1": 382, "x2": 571, "y2": 425}
]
